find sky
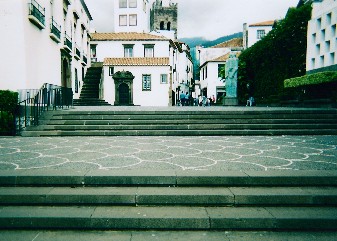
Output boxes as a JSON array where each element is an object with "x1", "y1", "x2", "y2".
[{"x1": 85, "y1": 0, "x2": 300, "y2": 40}]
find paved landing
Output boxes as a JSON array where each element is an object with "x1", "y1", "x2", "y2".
[{"x1": 0, "y1": 135, "x2": 336, "y2": 171}]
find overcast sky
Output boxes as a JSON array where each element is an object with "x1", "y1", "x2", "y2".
[{"x1": 85, "y1": 0, "x2": 299, "y2": 40}]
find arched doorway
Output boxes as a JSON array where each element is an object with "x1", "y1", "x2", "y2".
[
  {"x1": 112, "y1": 71, "x2": 134, "y2": 106},
  {"x1": 119, "y1": 83, "x2": 129, "y2": 105}
]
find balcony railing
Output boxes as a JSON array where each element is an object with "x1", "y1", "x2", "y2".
[
  {"x1": 50, "y1": 18, "x2": 61, "y2": 43},
  {"x1": 75, "y1": 44, "x2": 81, "y2": 60},
  {"x1": 63, "y1": 33, "x2": 72, "y2": 52},
  {"x1": 82, "y1": 54, "x2": 87, "y2": 65},
  {"x1": 28, "y1": 0, "x2": 45, "y2": 29}
]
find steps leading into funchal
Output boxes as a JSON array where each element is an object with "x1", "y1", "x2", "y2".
[
  {"x1": 22, "y1": 107, "x2": 337, "y2": 136},
  {"x1": 0, "y1": 170, "x2": 336, "y2": 230},
  {"x1": 73, "y1": 66, "x2": 111, "y2": 106}
]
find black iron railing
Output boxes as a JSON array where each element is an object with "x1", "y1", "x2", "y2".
[
  {"x1": 28, "y1": 0, "x2": 45, "y2": 26},
  {"x1": 64, "y1": 33, "x2": 72, "y2": 50},
  {"x1": 83, "y1": 54, "x2": 87, "y2": 64},
  {"x1": 16, "y1": 83, "x2": 73, "y2": 134},
  {"x1": 75, "y1": 44, "x2": 81, "y2": 58},
  {"x1": 50, "y1": 18, "x2": 61, "y2": 39}
]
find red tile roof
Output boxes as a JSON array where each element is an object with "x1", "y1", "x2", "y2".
[
  {"x1": 249, "y1": 20, "x2": 275, "y2": 27},
  {"x1": 91, "y1": 32, "x2": 168, "y2": 41},
  {"x1": 211, "y1": 38, "x2": 243, "y2": 48},
  {"x1": 103, "y1": 57, "x2": 170, "y2": 66}
]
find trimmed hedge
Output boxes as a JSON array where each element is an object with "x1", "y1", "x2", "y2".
[
  {"x1": 237, "y1": 3, "x2": 312, "y2": 104},
  {"x1": 0, "y1": 90, "x2": 18, "y2": 136},
  {"x1": 284, "y1": 71, "x2": 337, "y2": 88}
]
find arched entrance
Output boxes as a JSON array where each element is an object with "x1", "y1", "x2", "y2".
[{"x1": 112, "y1": 71, "x2": 134, "y2": 106}]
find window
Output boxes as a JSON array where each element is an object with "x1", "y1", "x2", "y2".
[
  {"x1": 129, "y1": 0, "x2": 137, "y2": 8},
  {"x1": 144, "y1": 44, "x2": 154, "y2": 57},
  {"x1": 218, "y1": 64, "x2": 225, "y2": 77},
  {"x1": 257, "y1": 30, "x2": 265, "y2": 39},
  {"x1": 129, "y1": 14, "x2": 137, "y2": 26},
  {"x1": 119, "y1": 0, "x2": 127, "y2": 8},
  {"x1": 160, "y1": 74, "x2": 168, "y2": 84},
  {"x1": 167, "y1": 22, "x2": 171, "y2": 31},
  {"x1": 119, "y1": 15, "x2": 127, "y2": 26},
  {"x1": 142, "y1": 75, "x2": 151, "y2": 91},
  {"x1": 160, "y1": 21, "x2": 165, "y2": 30},
  {"x1": 124, "y1": 44, "x2": 134, "y2": 57},
  {"x1": 109, "y1": 67, "x2": 114, "y2": 76}
]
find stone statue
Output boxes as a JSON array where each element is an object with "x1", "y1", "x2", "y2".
[
  {"x1": 224, "y1": 53, "x2": 239, "y2": 105},
  {"x1": 225, "y1": 53, "x2": 238, "y2": 98}
]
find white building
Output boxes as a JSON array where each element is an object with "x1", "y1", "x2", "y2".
[
  {"x1": 306, "y1": 0, "x2": 337, "y2": 74},
  {"x1": 198, "y1": 38, "x2": 243, "y2": 102},
  {"x1": 243, "y1": 20, "x2": 274, "y2": 48},
  {"x1": 90, "y1": 32, "x2": 192, "y2": 106},
  {"x1": 0, "y1": 0, "x2": 92, "y2": 100},
  {"x1": 112, "y1": 0, "x2": 151, "y2": 33}
]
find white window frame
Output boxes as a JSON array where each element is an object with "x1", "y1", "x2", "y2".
[
  {"x1": 129, "y1": 14, "x2": 137, "y2": 26},
  {"x1": 119, "y1": 15, "x2": 127, "y2": 26},
  {"x1": 129, "y1": 0, "x2": 137, "y2": 8},
  {"x1": 257, "y1": 29, "x2": 266, "y2": 39},
  {"x1": 142, "y1": 74, "x2": 151, "y2": 91},
  {"x1": 160, "y1": 74, "x2": 168, "y2": 84},
  {"x1": 119, "y1": 0, "x2": 127, "y2": 8}
]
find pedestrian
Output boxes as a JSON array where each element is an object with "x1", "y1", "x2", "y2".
[
  {"x1": 198, "y1": 95, "x2": 203, "y2": 106},
  {"x1": 202, "y1": 95, "x2": 207, "y2": 107},
  {"x1": 180, "y1": 91, "x2": 185, "y2": 106},
  {"x1": 185, "y1": 92, "x2": 190, "y2": 106}
]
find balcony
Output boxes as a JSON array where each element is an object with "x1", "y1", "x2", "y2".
[
  {"x1": 82, "y1": 54, "x2": 88, "y2": 65},
  {"x1": 49, "y1": 18, "x2": 61, "y2": 43},
  {"x1": 62, "y1": 33, "x2": 72, "y2": 53},
  {"x1": 74, "y1": 44, "x2": 81, "y2": 60},
  {"x1": 28, "y1": 0, "x2": 45, "y2": 29}
]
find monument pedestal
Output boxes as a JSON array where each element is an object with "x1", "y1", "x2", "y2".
[{"x1": 223, "y1": 97, "x2": 238, "y2": 106}]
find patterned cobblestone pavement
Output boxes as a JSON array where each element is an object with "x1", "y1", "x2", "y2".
[{"x1": 0, "y1": 135, "x2": 336, "y2": 171}]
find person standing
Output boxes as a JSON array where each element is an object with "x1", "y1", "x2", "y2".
[{"x1": 180, "y1": 91, "x2": 185, "y2": 106}]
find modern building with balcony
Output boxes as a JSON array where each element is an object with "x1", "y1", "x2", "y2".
[{"x1": 0, "y1": 0, "x2": 92, "y2": 99}]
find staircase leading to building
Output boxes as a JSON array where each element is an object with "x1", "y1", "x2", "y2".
[
  {"x1": 73, "y1": 66, "x2": 111, "y2": 106},
  {"x1": 0, "y1": 170, "x2": 336, "y2": 230},
  {"x1": 22, "y1": 108, "x2": 337, "y2": 136}
]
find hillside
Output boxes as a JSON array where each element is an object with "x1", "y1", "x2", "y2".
[{"x1": 179, "y1": 32, "x2": 243, "y2": 48}]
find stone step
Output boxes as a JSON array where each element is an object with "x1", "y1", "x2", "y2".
[
  {"x1": 0, "y1": 186, "x2": 336, "y2": 206},
  {"x1": 21, "y1": 128, "x2": 337, "y2": 136},
  {"x1": 35, "y1": 124, "x2": 337, "y2": 131},
  {"x1": 1, "y1": 170, "x2": 336, "y2": 187},
  {"x1": 0, "y1": 205, "x2": 336, "y2": 230}
]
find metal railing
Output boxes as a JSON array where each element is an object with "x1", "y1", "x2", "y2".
[
  {"x1": 50, "y1": 17, "x2": 61, "y2": 39},
  {"x1": 83, "y1": 54, "x2": 87, "y2": 65},
  {"x1": 28, "y1": 0, "x2": 45, "y2": 26},
  {"x1": 75, "y1": 44, "x2": 81, "y2": 58},
  {"x1": 16, "y1": 83, "x2": 73, "y2": 134},
  {"x1": 64, "y1": 33, "x2": 72, "y2": 51}
]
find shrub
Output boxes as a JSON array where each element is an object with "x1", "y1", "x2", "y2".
[{"x1": 284, "y1": 71, "x2": 337, "y2": 88}]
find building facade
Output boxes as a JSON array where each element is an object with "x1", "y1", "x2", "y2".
[
  {"x1": 90, "y1": 32, "x2": 192, "y2": 106},
  {"x1": 112, "y1": 0, "x2": 150, "y2": 33},
  {"x1": 306, "y1": 0, "x2": 337, "y2": 74},
  {"x1": 0, "y1": 0, "x2": 92, "y2": 100},
  {"x1": 243, "y1": 20, "x2": 274, "y2": 49},
  {"x1": 198, "y1": 38, "x2": 243, "y2": 102},
  {"x1": 150, "y1": 0, "x2": 178, "y2": 39}
]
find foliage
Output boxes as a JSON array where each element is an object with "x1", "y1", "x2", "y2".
[
  {"x1": 284, "y1": 71, "x2": 337, "y2": 88},
  {"x1": 237, "y1": 3, "x2": 312, "y2": 104},
  {"x1": 0, "y1": 90, "x2": 18, "y2": 135}
]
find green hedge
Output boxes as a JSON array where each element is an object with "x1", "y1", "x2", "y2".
[
  {"x1": 0, "y1": 90, "x2": 18, "y2": 135},
  {"x1": 284, "y1": 71, "x2": 337, "y2": 88},
  {"x1": 237, "y1": 3, "x2": 312, "y2": 104}
]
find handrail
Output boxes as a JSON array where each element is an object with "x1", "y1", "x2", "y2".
[{"x1": 15, "y1": 83, "x2": 73, "y2": 134}]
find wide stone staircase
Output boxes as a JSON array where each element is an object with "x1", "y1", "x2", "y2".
[
  {"x1": 22, "y1": 107, "x2": 337, "y2": 136},
  {"x1": 0, "y1": 170, "x2": 336, "y2": 231},
  {"x1": 73, "y1": 66, "x2": 111, "y2": 106}
]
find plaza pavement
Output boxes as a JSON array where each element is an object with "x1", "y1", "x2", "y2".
[{"x1": 0, "y1": 135, "x2": 336, "y2": 171}]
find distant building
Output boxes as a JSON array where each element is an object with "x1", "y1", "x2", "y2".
[
  {"x1": 112, "y1": 0, "x2": 151, "y2": 33},
  {"x1": 306, "y1": 0, "x2": 337, "y2": 74},
  {"x1": 0, "y1": 0, "x2": 92, "y2": 100},
  {"x1": 150, "y1": 0, "x2": 178, "y2": 39},
  {"x1": 243, "y1": 20, "x2": 275, "y2": 49},
  {"x1": 90, "y1": 32, "x2": 192, "y2": 106},
  {"x1": 198, "y1": 38, "x2": 243, "y2": 102}
]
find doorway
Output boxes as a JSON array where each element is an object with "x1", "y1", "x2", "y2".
[{"x1": 119, "y1": 83, "x2": 130, "y2": 105}]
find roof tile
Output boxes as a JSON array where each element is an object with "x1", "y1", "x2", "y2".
[
  {"x1": 103, "y1": 57, "x2": 170, "y2": 66},
  {"x1": 91, "y1": 32, "x2": 168, "y2": 41}
]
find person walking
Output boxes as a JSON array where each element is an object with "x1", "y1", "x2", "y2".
[{"x1": 180, "y1": 91, "x2": 185, "y2": 106}]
